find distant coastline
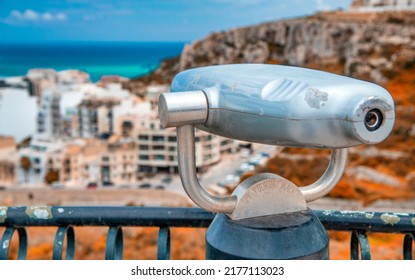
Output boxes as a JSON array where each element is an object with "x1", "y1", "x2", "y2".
[{"x1": 0, "y1": 41, "x2": 185, "y2": 82}]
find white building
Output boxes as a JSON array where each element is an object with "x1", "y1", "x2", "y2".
[
  {"x1": 145, "y1": 84, "x2": 170, "y2": 107},
  {"x1": 0, "y1": 82, "x2": 37, "y2": 143},
  {"x1": 26, "y1": 69, "x2": 58, "y2": 102},
  {"x1": 77, "y1": 83, "x2": 133, "y2": 139},
  {"x1": 58, "y1": 70, "x2": 90, "y2": 85},
  {"x1": 37, "y1": 87, "x2": 62, "y2": 138},
  {"x1": 350, "y1": 0, "x2": 415, "y2": 11},
  {"x1": 17, "y1": 137, "x2": 65, "y2": 185},
  {"x1": 35, "y1": 82, "x2": 133, "y2": 140},
  {"x1": 113, "y1": 99, "x2": 152, "y2": 138},
  {"x1": 59, "y1": 89, "x2": 84, "y2": 138}
]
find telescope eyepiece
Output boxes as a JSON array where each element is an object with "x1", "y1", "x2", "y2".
[{"x1": 364, "y1": 109, "x2": 383, "y2": 132}]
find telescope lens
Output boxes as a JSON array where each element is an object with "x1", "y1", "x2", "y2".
[{"x1": 365, "y1": 109, "x2": 383, "y2": 131}]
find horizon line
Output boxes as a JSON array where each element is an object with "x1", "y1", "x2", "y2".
[{"x1": 0, "y1": 40, "x2": 190, "y2": 45}]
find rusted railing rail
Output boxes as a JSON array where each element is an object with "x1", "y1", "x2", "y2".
[{"x1": 0, "y1": 206, "x2": 414, "y2": 260}]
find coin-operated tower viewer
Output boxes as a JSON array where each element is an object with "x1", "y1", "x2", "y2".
[{"x1": 158, "y1": 64, "x2": 395, "y2": 260}]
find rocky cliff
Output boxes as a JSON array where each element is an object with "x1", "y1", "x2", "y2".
[
  {"x1": 177, "y1": 11, "x2": 414, "y2": 83},
  {"x1": 123, "y1": 11, "x2": 415, "y2": 91}
]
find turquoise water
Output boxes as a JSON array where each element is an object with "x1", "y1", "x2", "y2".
[{"x1": 0, "y1": 41, "x2": 184, "y2": 82}]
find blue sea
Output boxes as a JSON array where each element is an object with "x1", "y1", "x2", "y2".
[{"x1": 0, "y1": 41, "x2": 185, "y2": 82}]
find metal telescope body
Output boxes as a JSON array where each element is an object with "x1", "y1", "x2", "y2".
[{"x1": 159, "y1": 64, "x2": 395, "y2": 149}]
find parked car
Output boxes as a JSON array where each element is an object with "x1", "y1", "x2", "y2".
[
  {"x1": 217, "y1": 181, "x2": 227, "y2": 188},
  {"x1": 162, "y1": 176, "x2": 172, "y2": 184},
  {"x1": 225, "y1": 174, "x2": 239, "y2": 187},
  {"x1": 248, "y1": 155, "x2": 265, "y2": 166},
  {"x1": 240, "y1": 163, "x2": 255, "y2": 172},
  {"x1": 241, "y1": 148, "x2": 251, "y2": 158},
  {"x1": 234, "y1": 169, "x2": 244, "y2": 177},
  {"x1": 87, "y1": 182, "x2": 98, "y2": 189},
  {"x1": 139, "y1": 183, "x2": 151, "y2": 189},
  {"x1": 52, "y1": 182, "x2": 65, "y2": 189},
  {"x1": 155, "y1": 185, "x2": 165, "y2": 190},
  {"x1": 102, "y1": 181, "x2": 114, "y2": 187}
]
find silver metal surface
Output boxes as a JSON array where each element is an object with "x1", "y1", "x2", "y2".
[
  {"x1": 299, "y1": 148, "x2": 349, "y2": 202},
  {"x1": 158, "y1": 90, "x2": 208, "y2": 128},
  {"x1": 170, "y1": 64, "x2": 395, "y2": 149},
  {"x1": 229, "y1": 173, "x2": 307, "y2": 220},
  {"x1": 177, "y1": 125, "x2": 237, "y2": 213}
]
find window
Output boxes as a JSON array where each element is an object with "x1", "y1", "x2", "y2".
[
  {"x1": 204, "y1": 155, "x2": 212, "y2": 161},
  {"x1": 155, "y1": 155, "x2": 165, "y2": 161},
  {"x1": 153, "y1": 145, "x2": 164, "y2": 151},
  {"x1": 152, "y1": 135, "x2": 164, "y2": 142},
  {"x1": 139, "y1": 145, "x2": 149, "y2": 151},
  {"x1": 168, "y1": 136, "x2": 176, "y2": 142},
  {"x1": 138, "y1": 135, "x2": 149, "y2": 141},
  {"x1": 139, "y1": 155, "x2": 149, "y2": 160}
]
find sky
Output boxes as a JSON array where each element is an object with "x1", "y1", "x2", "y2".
[{"x1": 0, "y1": 0, "x2": 353, "y2": 43}]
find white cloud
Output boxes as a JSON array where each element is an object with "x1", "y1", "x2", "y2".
[
  {"x1": 315, "y1": 0, "x2": 331, "y2": 11},
  {"x1": 5, "y1": 9, "x2": 68, "y2": 24},
  {"x1": 212, "y1": 0, "x2": 265, "y2": 6},
  {"x1": 83, "y1": 15, "x2": 95, "y2": 21},
  {"x1": 56, "y1": 13, "x2": 68, "y2": 21},
  {"x1": 42, "y1": 12, "x2": 53, "y2": 21}
]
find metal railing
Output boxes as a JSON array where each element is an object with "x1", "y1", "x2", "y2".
[{"x1": 0, "y1": 206, "x2": 414, "y2": 260}]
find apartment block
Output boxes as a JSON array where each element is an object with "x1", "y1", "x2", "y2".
[
  {"x1": 135, "y1": 113, "x2": 238, "y2": 174},
  {"x1": 37, "y1": 87, "x2": 62, "y2": 137},
  {"x1": 76, "y1": 83, "x2": 132, "y2": 139},
  {"x1": 101, "y1": 141, "x2": 137, "y2": 186},
  {"x1": 59, "y1": 139, "x2": 106, "y2": 187}
]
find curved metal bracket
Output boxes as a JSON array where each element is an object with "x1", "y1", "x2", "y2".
[
  {"x1": 177, "y1": 125, "x2": 348, "y2": 215},
  {"x1": 299, "y1": 148, "x2": 348, "y2": 202},
  {"x1": 177, "y1": 125, "x2": 237, "y2": 213}
]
